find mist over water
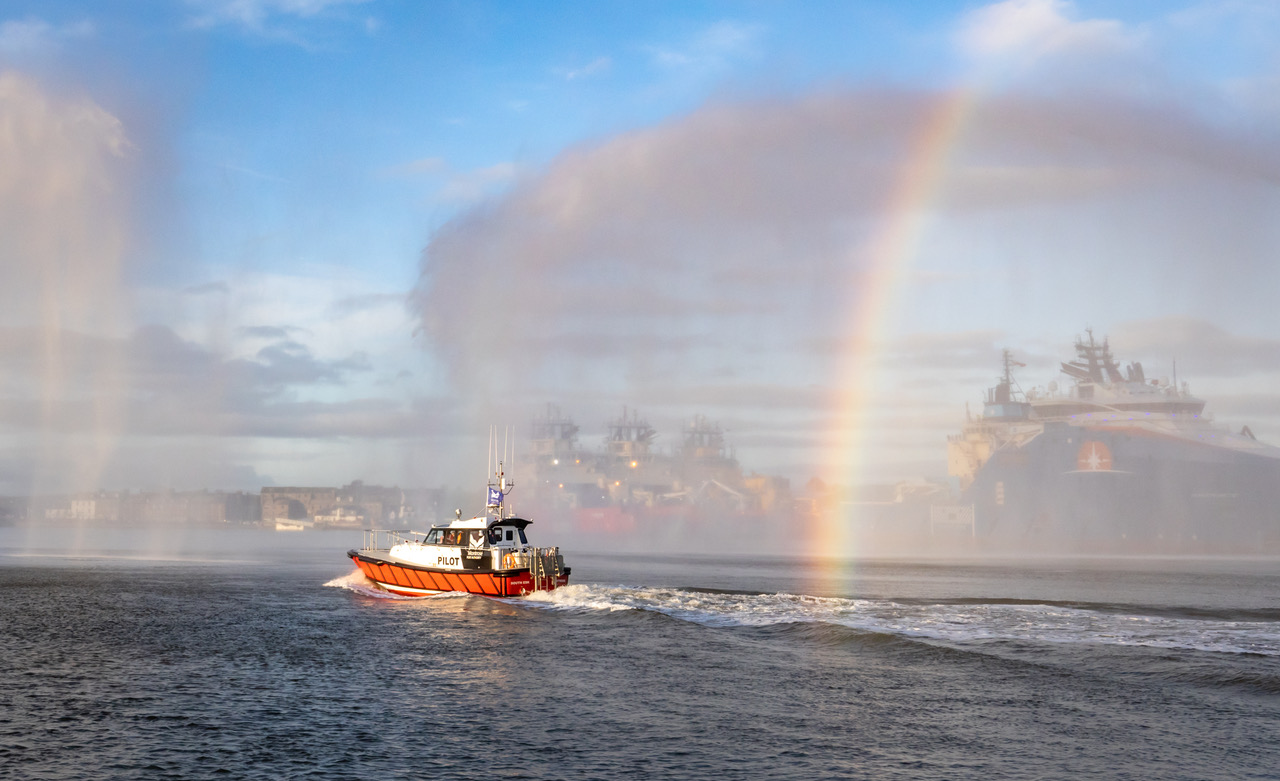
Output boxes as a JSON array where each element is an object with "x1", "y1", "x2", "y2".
[{"x1": 0, "y1": 525, "x2": 353, "y2": 565}]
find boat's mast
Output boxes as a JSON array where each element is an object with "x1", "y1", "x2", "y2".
[{"x1": 486, "y1": 425, "x2": 516, "y2": 519}]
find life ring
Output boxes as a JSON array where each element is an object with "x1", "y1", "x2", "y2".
[{"x1": 502, "y1": 553, "x2": 515, "y2": 570}]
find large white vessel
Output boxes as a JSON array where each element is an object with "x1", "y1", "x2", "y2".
[{"x1": 948, "y1": 331, "x2": 1280, "y2": 552}]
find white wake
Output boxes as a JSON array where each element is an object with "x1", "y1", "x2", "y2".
[
  {"x1": 521, "y1": 584, "x2": 1280, "y2": 657},
  {"x1": 322, "y1": 569, "x2": 473, "y2": 600}
]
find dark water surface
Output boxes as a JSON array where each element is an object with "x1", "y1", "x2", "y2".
[{"x1": 2, "y1": 529, "x2": 1279, "y2": 780}]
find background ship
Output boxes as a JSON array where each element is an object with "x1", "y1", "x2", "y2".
[
  {"x1": 948, "y1": 330, "x2": 1280, "y2": 553},
  {"x1": 522, "y1": 405, "x2": 790, "y2": 538}
]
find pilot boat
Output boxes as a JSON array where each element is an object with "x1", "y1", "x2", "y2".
[{"x1": 347, "y1": 466, "x2": 570, "y2": 597}]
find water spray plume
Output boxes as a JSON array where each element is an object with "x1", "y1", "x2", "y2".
[
  {"x1": 0, "y1": 72, "x2": 134, "y2": 504},
  {"x1": 817, "y1": 88, "x2": 977, "y2": 575}
]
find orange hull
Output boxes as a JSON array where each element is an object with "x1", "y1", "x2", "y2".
[{"x1": 349, "y1": 552, "x2": 569, "y2": 597}]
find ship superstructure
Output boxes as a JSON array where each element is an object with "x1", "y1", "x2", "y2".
[
  {"x1": 949, "y1": 330, "x2": 1280, "y2": 552},
  {"x1": 522, "y1": 407, "x2": 786, "y2": 529}
]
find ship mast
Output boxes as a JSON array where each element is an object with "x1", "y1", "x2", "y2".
[
  {"x1": 1001, "y1": 349, "x2": 1025, "y2": 391},
  {"x1": 996, "y1": 348, "x2": 1026, "y2": 403}
]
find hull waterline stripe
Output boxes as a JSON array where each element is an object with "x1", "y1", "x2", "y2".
[{"x1": 373, "y1": 580, "x2": 447, "y2": 595}]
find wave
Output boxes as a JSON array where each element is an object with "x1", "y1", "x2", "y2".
[
  {"x1": 1165, "y1": 665, "x2": 1280, "y2": 695},
  {"x1": 895, "y1": 596, "x2": 1280, "y2": 622},
  {"x1": 519, "y1": 584, "x2": 1280, "y2": 657},
  {"x1": 322, "y1": 569, "x2": 469, "y2": 601}
]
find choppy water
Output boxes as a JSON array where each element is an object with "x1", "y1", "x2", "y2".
[{"x1": 2, "y1": 529, "x2": 1279, "y2": 780}]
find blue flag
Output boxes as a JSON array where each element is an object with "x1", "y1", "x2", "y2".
[{"x1": 487, "y1": 486, "x2": 503, "y2": 506}]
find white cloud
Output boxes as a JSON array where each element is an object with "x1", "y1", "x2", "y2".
[
  {"x1": 562, "y1": 56, "x2": 612, "y2": 81},
  {"x1": 434, "y1": 162, "x2": 522, "y2": 204},
  {"x1": 1112, "y1": 317, "x2": 1280, "y2": 379},
  {"x1": 185, "y1": 0, "x2": 372, "y2": 34},
  {"x1": 647, "y1": 20, "x2": 764, "y2": 71},
  {"x1": 957, "y1": 0, "x2": 1139, "y2": 61},
  {"x1": 0, "y1": 17, "x2": 93, "y2": 56},
  {"x1": 1166, "y1": 0, "x2": 1280, "y2": 31},
  {"x1": 146, "y1": 270, "x2": 414, "y2": 369},
  {"x1": 376, "y1": 153, "x2": 522, "y2": 203},
  {"x1": 218, "y1": 162, "x2": 288, "y2": 183},
  {"x1": 1160, "y1": 2, "x2": 1280, "y2": 117},
  {"x1": 379, "y1": 156, "x2": 446, "y2": 178},
  {"x1": 377, "y1": 155, "x2": 522, "y2": 204}
]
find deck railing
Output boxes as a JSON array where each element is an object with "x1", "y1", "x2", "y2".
[
  {"x1": 361, "y1": 529, "x2": 428, "y2": 552},
  {"x1": 528, "y1": 547, "x2": 564, "y2": 590},
  {"x1": 493, "y1": 546, "x2": 563, "y2": 577}
]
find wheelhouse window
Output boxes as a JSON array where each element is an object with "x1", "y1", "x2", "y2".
[
  {"x1": 489, "y1": 526, "x2": 526, "y2": 544},
  {"x1": 440, "y1": 529, "x2": 465, "y2": 546}
]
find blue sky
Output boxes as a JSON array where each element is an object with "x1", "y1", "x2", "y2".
[{"x1": 2, "y1": 0, "x2": 1280, "y2": 493}]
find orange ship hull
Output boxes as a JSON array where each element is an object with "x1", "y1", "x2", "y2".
[{"x1": 349, "y1": 551, "x2": 569, "y2": 597}]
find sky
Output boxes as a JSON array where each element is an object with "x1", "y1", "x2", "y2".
[{"x1": 1, "y1": 0, "x2": 1279, "y2": 494}]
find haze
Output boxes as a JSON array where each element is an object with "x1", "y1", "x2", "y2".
[{"x1": 2, "y1": 0, "x2": 1279, "y2": 517}]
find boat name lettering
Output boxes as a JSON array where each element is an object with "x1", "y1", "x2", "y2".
[{"x1": 437, "y1": 555, "x2": 460, "y2": 566}]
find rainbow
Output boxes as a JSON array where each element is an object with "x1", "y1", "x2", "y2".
[{"x1": 811, "y1": 88, "x2": 979, "y2": 581}]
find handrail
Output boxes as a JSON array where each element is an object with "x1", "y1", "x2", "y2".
[{"x1": 360, "y1": 528, "x2": 435, "y2": 551}]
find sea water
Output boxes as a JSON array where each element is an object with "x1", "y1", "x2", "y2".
[{"x1": 1, "y1": 528, "x2": 1278, "y2": 780}]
